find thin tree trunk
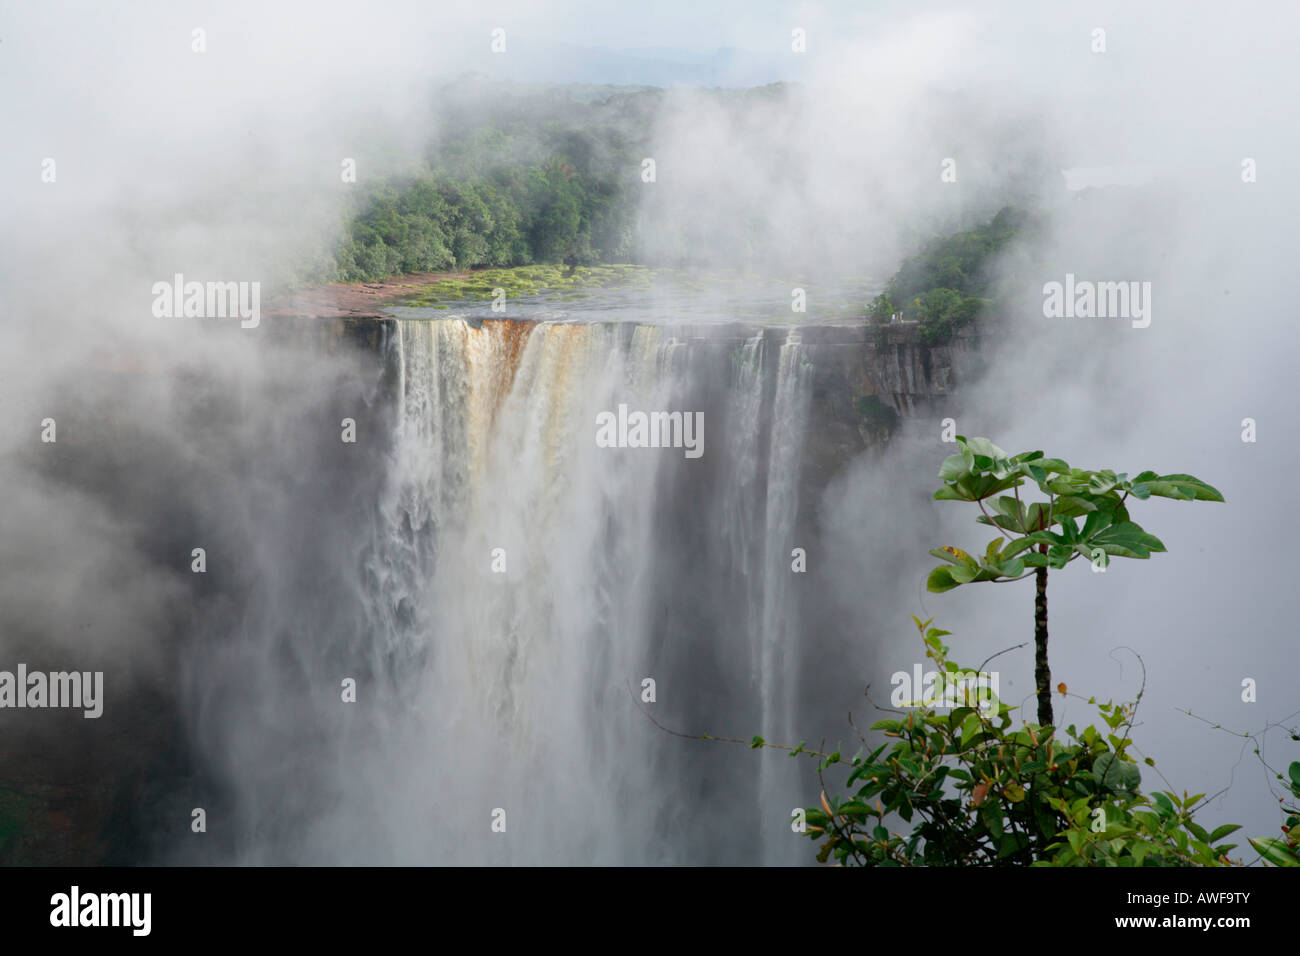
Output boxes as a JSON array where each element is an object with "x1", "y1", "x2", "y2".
[{"x1": 1034, "y1": 564, "x2": 1052, "y2": 726}]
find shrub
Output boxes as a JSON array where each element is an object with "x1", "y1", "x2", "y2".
[{"x1": 800, "y1": 617, "x2": 1244, "y2": 866}]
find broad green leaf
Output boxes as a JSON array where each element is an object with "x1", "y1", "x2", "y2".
[
  {"x1": 981, "y1": 803, "x2": 1004, "y2": 840},
  {"x1": 939, "y1": 453, "x2": 969, "y2": 482},
  {"x1": 1090, "y1": 521, "x2": 1166, "y2": 558},
  {"x1": 929, "y1": 546, "x2": 977, "y2": 568},
  {"x1": 1208, "y1": 824, "x2": 1241, "y2": 843},
  {"x1": 977, "y1": 513, "x2": 1026, "y2": 532},
  {"x1": 993, "y1": 496, "x2": 1027, "y2": 531},
  {"x1": 927, "y1": 566, "x2": 961, "y2": 593},
  {"x1": 1250, "y1": 837, "x2": 1300, "y2": 867},
  {"x1": 1148, "y1": 474, "x2": 1225, "y2": 503},
  {"x1": 1025, "y1": 502, "x2": 1052, "y2": 531},
  {"x1": 1094, "y1": 753, "x2": 1141, "y2": 790},
  {"x1": 990, "y1": 457, "x2": 1016, "y2": 479},
  {"x1": 1087, "y1": 472, "x2": 1117, "y2": 494},
  {"x1": 933, "y1": 486, "x2": 970, "y2": 501},
  {"x1": 949, "y1": 564, "x2": 977, "y2": 584},
  {"x1": 1143, "y1": 480, "x2": 1194, "y2": 500},
  {"x1": 1079, "y1": 509, "x2": 1114, "y2": 540},
  {"x1": 962, "y1": 437, "x2": 1008, "y2": 463},
  {"x1": 1001, "y1": 537, "x2": 1037, "y2": 559},
  {"x1": 1053, "y1": 495, "x2": 1098, "y2": 517},
  {"x1": 1024, "y1": 530, "x2": 1064, "y2": 546},
  {"x1": 998, "y1": 832, "x2": 1028, "y2": 859},
  {"x1": 963, "y1": 473, "x2": 1023, "y2": 501}
]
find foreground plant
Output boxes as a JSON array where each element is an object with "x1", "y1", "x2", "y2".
[
  {"x1": 1250, "y1": 758, "x2": 1300, "y2": 866},
  {"x1": 925, "y1": 436, "x2": 1223, "y2": 725},
  {"x1": 801, "y1": 617, "x2": 1242, "y2": 866}
]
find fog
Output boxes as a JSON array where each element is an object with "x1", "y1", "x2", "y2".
[{"x1": 0, "y1": 0, "x2": 1295, "y2": 863}]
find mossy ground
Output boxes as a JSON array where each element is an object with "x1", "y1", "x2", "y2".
[
  {"x1": 393, "y1": 263, "x2": 656, "y2": 307},
  {"x1": 386, "y1": 264, "x2": 881, "y2": 324}
]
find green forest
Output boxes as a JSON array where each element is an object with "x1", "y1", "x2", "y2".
[
  {"x1": 333, "y1": 82, "x2": 663, "y2": 280},
  {"x1": 331, "y1": 80, "x2": 1038, "y2": 341},
  {"x1": 870, "y1": 206, "x2": 1038, "y2": 345},
  {"x1": 333, "y1": 81, "x2": 810, "y2": 281}
]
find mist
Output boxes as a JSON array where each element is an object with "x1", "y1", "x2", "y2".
[{"x1": 0, "y1": 0, "x2": 1295, "y2": 864}]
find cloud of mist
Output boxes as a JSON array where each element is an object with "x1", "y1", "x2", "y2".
[
  {"x1": 1, "y1": 0, "x2": 1295, "y2": 861},
  {"x1": 811, "y1": 0, "x2": 1300, "y2": 843}
]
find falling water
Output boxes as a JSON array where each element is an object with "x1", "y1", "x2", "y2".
[
  {"x1": 210, "y1": 316, "x2": 819, "y2": 864},
  {"x1": 720, "y1": 333, "x2": 766, "y2": 685},
  {"x1": 756, "y1": 330, "x2": 813, "y2": 862}
]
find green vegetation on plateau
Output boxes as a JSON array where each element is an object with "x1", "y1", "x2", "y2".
[
  {"x1": 335, "y1": 154, "x2": 635, "y2": 280},
  {"x1": 391, "y1": 263, "x2": 654, "y2": 306},
  {"x1": 869, "y1": 207, "x2": 1036, "y2": 346},
  {"x1": 333, "y1": 82, "x2": 678, "y2": 281}
]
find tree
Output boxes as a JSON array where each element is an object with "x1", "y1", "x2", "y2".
[
  {"x1": 925, "y1": 436, "x2": 1223, "y2": 726},
  {"x1": 911, "y1": 288, "x2": 963, "y2": 321},
  {"x1": 867, "y1": 293, "x2": 894, "y2": 325},
  {"x1": 526, "y1": 158, "x2": 586, "y2": 263},
  {"x1": 907, "y1": 288, "x2": 986, "y2": 345},
  {"x1": 886, "y1": 206, "x2": 1032, "y2": 307}
]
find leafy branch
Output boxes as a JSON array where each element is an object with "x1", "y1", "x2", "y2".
[{"x1": 926, "y1": 436, "x2": 1223, "y2": 724}]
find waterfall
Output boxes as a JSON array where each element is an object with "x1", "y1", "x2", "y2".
[
  {"x1": 720, "y1": 332, "x2": 766, "y2": 686},
  {"x1": 756, "y1": 330, "x2": 813, "y2": 862},
  {"x1": 294, "y1": 317, "x2": 817, "y2": 863},
  {"x1": 760, "y1": 330, "x2": 812, "y2": 730}
]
